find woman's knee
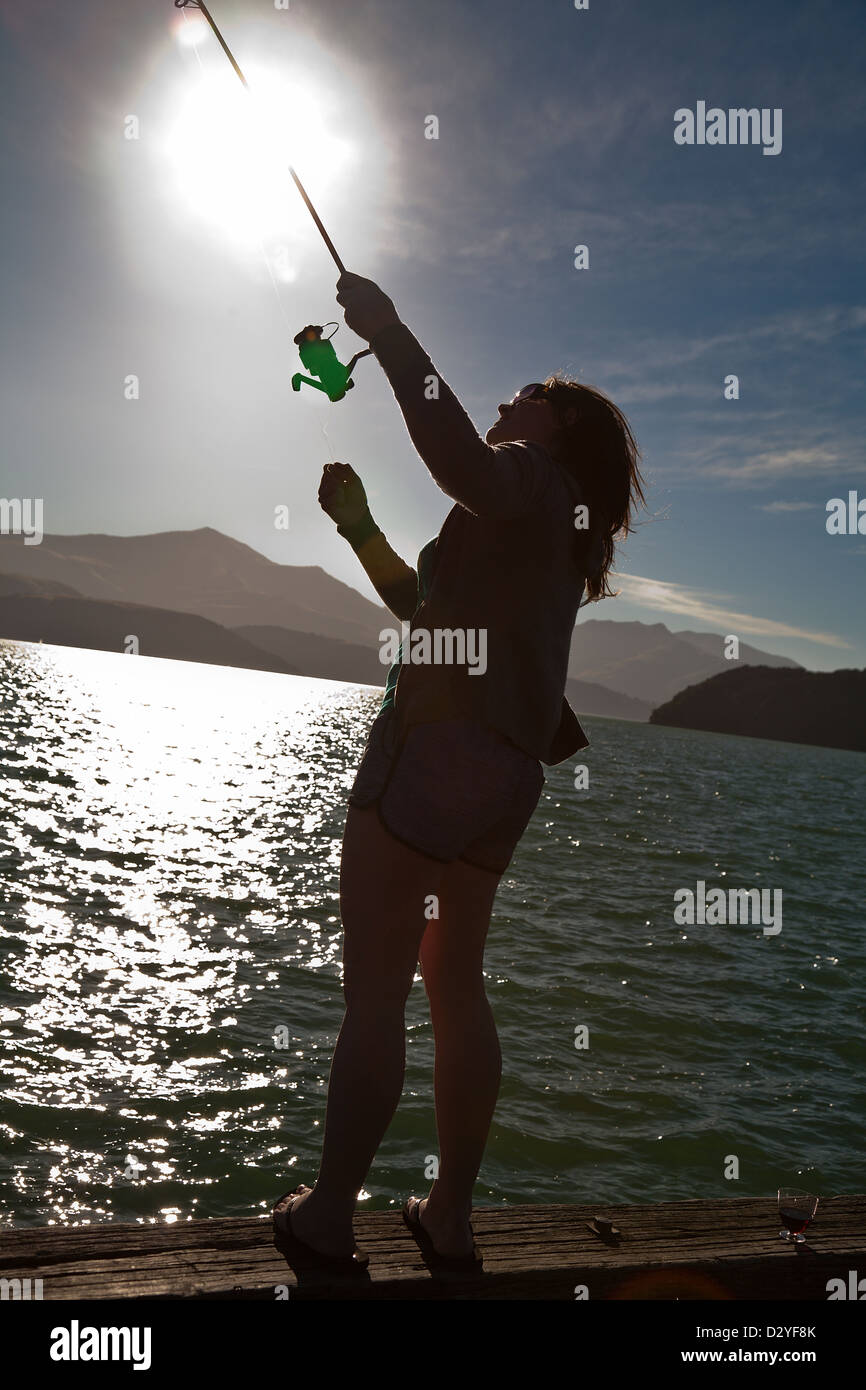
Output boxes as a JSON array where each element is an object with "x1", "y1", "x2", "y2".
[
  {"x1": 341, "y1": 948, "x2": 418, "y2": 1012},
  {"x1": 341, "y1": 979, "x2": 413, "y2": 1021},
  {"x1": 421, "y1": 966, "x2": 489, "y2": 1015}
]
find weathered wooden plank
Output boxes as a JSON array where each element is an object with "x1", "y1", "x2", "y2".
[{"x1": 1, "y1": 1197, "x2": 862, "y2": 1300}]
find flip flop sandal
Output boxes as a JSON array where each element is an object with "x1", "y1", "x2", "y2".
[
  {"x1": 402, "y1": 1197, "x2": 483, "y2": 1272},
  {"x1": 272, "y1": 1185, "x2": 370, "y2": 1271}
]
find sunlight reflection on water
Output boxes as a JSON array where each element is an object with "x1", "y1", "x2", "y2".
[
  {"x1": 0, "y1": 642, "x2": 379, "y2": 1224},
  {"x1": 1, "y1": 640, "x2": 864, "y2": 1226}
]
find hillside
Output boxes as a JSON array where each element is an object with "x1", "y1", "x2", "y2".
[
  {"x1": 650, "y1": 665, "x2": 866, "y2": 752},
  {"x1": 570, "y1": 618, "x2": 800, "y2": 705},
  {"x1": 565, "y1": 677, "x2": 652, "y2": 722},
  {"x1": 234, "y1": 623, "x2": 386, "y2": 687},
  {"x1": 0, "y1": 528, "x2": 388, "y2": 646},
  {"x1": 0, "y1": 595, "x2": 298, "y2": 675},
  {"x1": 0, "y1": 570, "x2": 82, "y2": 599}
]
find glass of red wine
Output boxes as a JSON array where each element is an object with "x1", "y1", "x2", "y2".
[{"x1": 777, "y1": 1188, "x2": 819, "y2": 1243}]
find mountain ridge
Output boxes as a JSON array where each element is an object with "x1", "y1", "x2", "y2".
[{"x1": 570, "y1": 616, "x2": 801, "y2": 704}]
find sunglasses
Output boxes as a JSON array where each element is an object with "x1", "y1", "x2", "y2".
[{"x1": 509, "y1": 382, "x2": 548, "y2": 405}]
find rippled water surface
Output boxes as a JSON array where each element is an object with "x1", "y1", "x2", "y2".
[{"x1": 1, "y1": 640, "x2": 864, "y2": 1228}]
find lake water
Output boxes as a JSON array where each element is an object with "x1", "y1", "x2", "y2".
[{"x1": 1, "y1": 640, "x2": 864, "y2": 1229}]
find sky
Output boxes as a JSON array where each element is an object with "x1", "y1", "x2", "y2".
[{"x1": 1, "y1": 0, "x2": 864, "y2": 670}]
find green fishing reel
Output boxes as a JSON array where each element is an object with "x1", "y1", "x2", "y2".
[{"x1": 291, "y1": 323, "x2": 371, "y2": 403}]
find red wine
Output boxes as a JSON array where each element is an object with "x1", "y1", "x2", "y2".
[{"x1": 779, "y1": 1206, "x2": 811, "y2": 1234}]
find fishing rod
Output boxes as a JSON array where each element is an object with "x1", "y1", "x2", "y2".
[{"x1": 174, "y1": 0, "x2": 372, "y2": 401}]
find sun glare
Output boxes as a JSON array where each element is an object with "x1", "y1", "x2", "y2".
[
  {"x1": 164, "y1": 61, "x2": 354, "y2": 253},
  {"x1": 174, "y1": 16, "x2": 209, "y2": 49}
]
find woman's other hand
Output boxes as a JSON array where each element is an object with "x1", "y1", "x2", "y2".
[
  {"x1": 336, "y1": 272, "x2": 400, "y2": 342},
  {"x1": 318, "y1": 462, "x2": 370, "y2": 526}
]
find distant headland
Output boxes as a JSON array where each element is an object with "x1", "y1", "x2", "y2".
[{"x1": 650, "y1": 665, "x2": 866, "y2": 752}]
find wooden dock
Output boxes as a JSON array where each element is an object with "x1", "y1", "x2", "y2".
[{"x1": 2, "y1": 1196, "x2": 863, "y2": 1300}]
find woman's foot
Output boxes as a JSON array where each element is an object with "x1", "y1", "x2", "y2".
[
  {"x1": 415, "y1": 1196, "x2": 475, "y2": 1258},
  {"x1": 275, "y1": 1184, "x2": 358, "y2": 1259}
]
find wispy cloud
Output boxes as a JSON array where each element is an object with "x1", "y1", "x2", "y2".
[
  {"x1": 613, "y1": 571, "x2": 851, "y2": 648},
  {"x1": 706, "y1": 445, "x2": 849, "y2": 480},
  {"x1": 758, "y1": 500, "x2": 817, "y2": 513},
  {"x1": 641, "y1": 423, "x2": 863, "y2": 485},
  {"x1": 593, "y1": 305, "x2": 866, "y2": 386}
]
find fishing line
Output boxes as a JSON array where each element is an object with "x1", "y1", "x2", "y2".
[
  {"x1": 178, "y1": 3, "x2": 335, "y2": 472},
  {"x1": 174, "y1": 0, "x2": 345, "y2": 272},
  {"x1": 319, "y1": 418, "x2": 336, "y2": 463},
  {"x1": 177, "y1": 1, "x2": 295, "y2": 339},
  {"x1": 173, "y1": 0, "x2": 373, "y2": 403}
]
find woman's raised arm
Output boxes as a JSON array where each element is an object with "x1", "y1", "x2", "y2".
[{"x1": 336, "y1": 272, "x2": 556, "y2": 520}]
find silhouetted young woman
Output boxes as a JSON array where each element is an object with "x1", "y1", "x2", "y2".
[{"x1": 273, "y1": 272, "x2": 645, "y2": 1272}]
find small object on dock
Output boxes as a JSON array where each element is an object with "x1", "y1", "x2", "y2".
[{"x1": 586, "y1": 1215, "x2": 622, "y2": 1241}]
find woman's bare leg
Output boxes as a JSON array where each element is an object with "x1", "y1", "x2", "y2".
[
  {"x1": 288, "y1": 804, "x2": 444, "y2": 1255},
  {"x1": 415, "y1": 856, "x2": 502, "y2": 1255}
]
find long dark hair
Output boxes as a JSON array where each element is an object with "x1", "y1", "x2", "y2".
[{"x1": 544, "y1": 375, "x2": 646, "y2": 602}]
